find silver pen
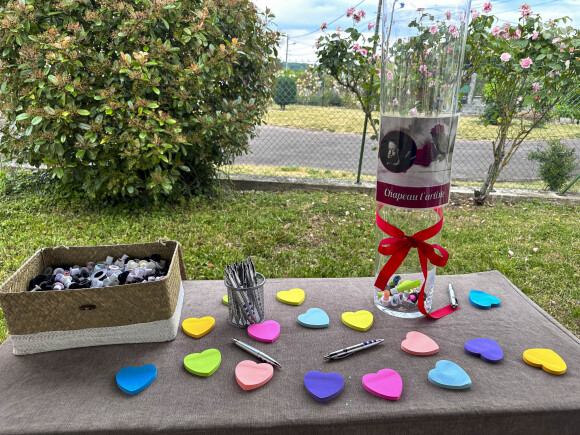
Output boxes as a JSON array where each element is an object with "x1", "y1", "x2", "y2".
[
  {"x1": 232, "y1": 338, "x2": 282, "y2": 369},
  {"x1": 448, "y1": 283, "x2": 458, "y2": 309},
  {"x1": 324, "y1": 339, "x2": 384, "y2": 360}
]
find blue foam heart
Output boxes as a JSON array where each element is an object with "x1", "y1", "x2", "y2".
[
  {"x1": 116, "y1": 364, "x2": 157, "y2": 396},
  {"x1": 304, "y1": 371, "x2": 344, "y2": 402},
  {"x1": 464, "y1": 338, "x2": 503, "y2": 363},
  {"x1": 428, "y1": 360, "x2": 471, "y2": 390},
  {"x1": 469, "y1": 290, "x2": 501, "y2": 309},
  {"x1": 297, "y1": 308, "x2": 330, "y2": 329}
]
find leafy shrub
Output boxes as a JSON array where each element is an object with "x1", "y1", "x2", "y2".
[
  {"x1": 0, "y1": 0, "x2": 278, "y2": 200},
  {"x1": 273, "y1": 76, "x2": 297, "y2": 110},
  {"x1": 528, "y1": 140, "x2": 578, "y2": 191}
]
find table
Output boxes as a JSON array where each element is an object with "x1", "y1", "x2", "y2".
[{"x1": 0, "y1": 271, "x2": 579, "y2": 435}]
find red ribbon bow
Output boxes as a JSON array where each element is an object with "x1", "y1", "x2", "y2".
[{"x1": 375, "y1": 205, "x2": 456, "y2": 318}]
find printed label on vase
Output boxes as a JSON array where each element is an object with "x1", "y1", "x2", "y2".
[{"x1": 376, "y1": 115, "x2": 458, "y2": 209}]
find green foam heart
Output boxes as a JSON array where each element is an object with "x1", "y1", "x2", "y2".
[{"x1": 184, "y1": 348, "x2": 221, "y2": 377}]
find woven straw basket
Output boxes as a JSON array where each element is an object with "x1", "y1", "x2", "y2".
[{"x1": 0, "y1": 240, "x2": 187, "y2": 355}]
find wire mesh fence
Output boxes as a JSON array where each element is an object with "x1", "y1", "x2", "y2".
[{"x1": 232, "y1": 64, "x2": 580, "y2": 194}]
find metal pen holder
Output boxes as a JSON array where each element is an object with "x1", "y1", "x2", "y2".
[{"x1": 225, "y1": 273, "x2": 265, "y2": 328}]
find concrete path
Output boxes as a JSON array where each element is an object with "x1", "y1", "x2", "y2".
[{"x1": 237, "y1": 125, "x2": 580, "y2": 181}]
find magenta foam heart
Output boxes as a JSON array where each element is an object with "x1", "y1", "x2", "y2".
[
  {"x1": 362, "y1": 369, "x2": 402, "y2": 401},
  {"x1": 464, "y1": 338, "x2": 503, "y2": 363},
  {"x1": 247, "y1": 320, "x2": 280, "y2": 343}
]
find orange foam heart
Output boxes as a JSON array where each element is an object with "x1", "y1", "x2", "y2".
[
  {"x1": 235, "y1": 360, "x2": 274, "y2": 391},
  {"x1": 523, "y1": 348, "x2": 567, "y2": 375},
  {"x1": 401, "y1": 331, "x2": 439, "y2": 356},
  {"x1": 182, "y1": 316, "x2": 215, "y2": 338}
]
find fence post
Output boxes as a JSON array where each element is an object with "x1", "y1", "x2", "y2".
[
  {"x1": 356, "y1": 115, "x2": 369, "y2": 184},
  {"x1": 558, "y1": 173, "x2": 580, "y2": 195}
]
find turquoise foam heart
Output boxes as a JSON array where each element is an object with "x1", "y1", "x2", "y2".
[
  {"x1": 116, "y1": 364, "x2": 157, "y2": 396},
  {"x1": 297, "y1": 308, "x2": 330, "y2": 329},
  {"x1": 469, "y1": 290, "x2": 501, "y2": 309},
  {"x1": 428, "y1": 360, "x2": 471, "y2": 390}
]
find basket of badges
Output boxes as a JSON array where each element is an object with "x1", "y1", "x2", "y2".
[{"x1": 0, "y1": 240, "x2": 187, "y2": 355}]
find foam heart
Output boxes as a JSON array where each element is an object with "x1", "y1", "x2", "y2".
[
  {"x1": 184, "y1": 349, "x2": 221, "y2": 377},
  {"x1": 182, "y1": 316, "x2": 215, "y2": 338},
  {"x1": 116, "y1": 364, "x2": 157, "y2": 396},
  {"x1": 297, "y1": 308, "x2": 330, "y2": 329},
  {"x1": 362, "y1": 369, "x2": 403, "y2": 400},
  {"x1": 235, "y1": 360, "x2": 274, "y2": 391},
  {"x1": 401, "y1": 331, "x2": 439, "y2": 356},
  {"x1": 523, "y1": 348, "x2": 567, "y2": 375},
  {"x1": 222, "y1": 295, "x2": 228, "y2": 306},
  {"x1": 247, "y1": 320, "x2": 280, "y2": 343},
  {"x1": 428, "y1": 360, "x2": 472, "y2": 390},
  {"x1": 341, "y1": 310, "x2": 373, "y2": 331},
  {"x1": 304, "y1": 371, "x2": 344, "y2": 403},
  {"x1": 464, "y1": 338, "x2": 503, "y2": 363},
  {"x1": 277, "y1": 288, "x2": 305, "y2": 305},
  {"x1": 469, "y1": 290, "x2": 501, "y2": 309}
]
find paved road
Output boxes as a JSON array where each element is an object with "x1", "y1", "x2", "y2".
[{"x1": 237, "y1": 125, "x2": 580, "y2": 181}]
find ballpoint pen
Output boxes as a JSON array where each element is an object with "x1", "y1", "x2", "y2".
[
  {"x1": 448, "y1": 283, "x2": 458, "y2": 309},
  {"x1": 232, "y1": 338, "x2": 282, "y2": 369},
  {"x1": 324, "y1": 339, "x2": 384, "y2": 360}
]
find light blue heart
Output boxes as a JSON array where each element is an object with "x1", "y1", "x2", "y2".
[
  {"x1": 428, "y1": 360, "x2": 472, "y2": 390},
  {"x1": 297, "y1": 308, "x2": 330, "y2": 329},
  {"x1": 116, "y1": 364, "x2": 157, "y2": 396},
  {"x1": 469, "y1": 290, "x2": 501, "y2": 309}
]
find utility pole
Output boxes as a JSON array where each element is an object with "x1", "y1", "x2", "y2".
[{"x1": 285, "y1": 34, "x2": 289, "y2": 71}]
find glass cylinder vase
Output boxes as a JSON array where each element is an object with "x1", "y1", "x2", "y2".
[{"x1": 374, "y1": 1, "x2": 471, "y2": 318}]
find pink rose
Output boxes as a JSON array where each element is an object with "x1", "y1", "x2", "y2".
[
  {"x1": 472, "y1": 12, "x2": 479, "y2": 19},
  {"x1": 409, "y1": 108, "x2": 418, "y2": 115},
  {"x1": 446, "y1": 46, "x2": 452, "y2": 53},
  {"x1": 532, "y1": 82, "x2": 540, "y2": 93},
  {"x1": 320, "y1": 22, "x2": 327, "y2": 30},
  {"x1": 571, "y1": 47, "x2": 575, "y2": 53},
  {"x1": 449, "y1": 24, "x2": 457, "y2": 33},
  {"x1": 358, "y1": 10, "x2": 366, "y2": 18},
  {"x1": 500, "y1": 53, "x2": 511, "y2": 62},
  {"x1": 346, "y1": 7, "x2": 355, "y2": 17},
  {"x1": 519, "y1": 4, "x2": 532, "y2": 18},
  {"x1": 532, "y1": 31, "x2": 538, "y2": 40},
  {"x1": 492, "y1": 26, "x2": 500, "y2": 36},
  {"x1": 453, "y1": 31, "x2": 459, "y2": 38},
  {"x1": 430, "y1": 25, "x2": 438, "y2": 34},
  {"x1": 552, "y1": 38, "x2": 561, "y2": 44},
  {"x1": 512, "y1": 29, "x2": 522, "y2": 39},
  {"x1": 368, "y1": 22, "x2": 375, "y2": 30},
  {"x1": 386, "y1": 70, "x2": 393, "y2": 80},
  {"x1": 519, "y1": 57, "x2": 532, "y2": 68},
  {"x1": 392, "y1": 98, "x2": 398, "y2": 105},
  {"x1": 445, "y1": 11, "x2": 451, "y2": 20},
  {"x1": 417, "y1": 8, "x2": 425, "y2": 12},
  {"x1": 360, "y1": 48, "x2": 368, "y2": 56},
  {"x1": 353, "y1": 43, "x2": 360, "y2": 52},
  {"x1": 483, "y1": 2, "x2": 492, "y2": 13}
]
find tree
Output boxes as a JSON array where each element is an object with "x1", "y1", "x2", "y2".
[
  {"x1": 462, "y1": 3, "x2": 579, "y2": 204},
  {"x1": 0, "y1": 0, "x2": 279, "y2": 200},
  {"x1": 273, "y1": 76, "x2": 297, "y2": 110}
]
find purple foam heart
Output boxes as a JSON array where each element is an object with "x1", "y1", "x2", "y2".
[
  {"x1": 464, "y1": 338, "x2": 503, "y2": 363},
  {"x1": 304, "y1": 371, "x2": 344, "y2": 403}
]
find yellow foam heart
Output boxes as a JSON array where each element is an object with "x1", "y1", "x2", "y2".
[
  {"x1": 182, "y1": 316, "x2": 215, "y2": 339},
  {"x1": 277, "y1": 288, "x2": 305, "y2": 305},
  {"x1": 523, "y1": 348, "x2": 567, "y2": 375},
  {"x1": 341, "y1": 310, "x2": 373, "y2": 331}
]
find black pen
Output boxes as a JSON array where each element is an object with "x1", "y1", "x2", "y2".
[{"x1": 448, "y1": 283, "x2": 458, "y2": 309}]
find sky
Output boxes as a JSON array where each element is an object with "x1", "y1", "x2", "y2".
[{"x1": 252, "y1": 0, "x2": 580, "y2": 63}]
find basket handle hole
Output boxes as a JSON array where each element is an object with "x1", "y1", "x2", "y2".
[{"x1": 79, "y1": 304, "x2": 97, "y2": 311}]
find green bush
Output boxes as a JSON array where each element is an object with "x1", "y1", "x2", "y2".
[
  {"x1": 0, "y1": 0, "x2": 278, "y2": 200},
  {"x1": 273, "y1": 76, "x2": 297, "y2": 110},
  {"x1": 528, "y1": 140, "x2": 578, "y2": 191}
]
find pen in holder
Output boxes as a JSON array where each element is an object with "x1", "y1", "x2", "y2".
[{"x1": 224, "y1": 259, "x2": 265, "y2": 328}]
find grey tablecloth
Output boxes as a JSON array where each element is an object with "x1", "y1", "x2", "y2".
[{"x1": 0, "y1": 271, "x2": 579, "y2": 435}]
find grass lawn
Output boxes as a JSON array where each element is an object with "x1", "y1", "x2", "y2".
[
  {"x1": 0, "y1": 175, "x2": 578, "y2": 341},
  {"x1": 264, "y1": 105, "x2": 580, "y2": 141}
]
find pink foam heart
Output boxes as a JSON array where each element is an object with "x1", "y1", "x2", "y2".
[
  {"x1": 362, "y1": 369, "x2": 402, "y2": 401},
  {"x1": 401, "y1": 331, "x2": 440, "y2": 356},
  {"x1": 235, "y1": 360, "x2": 274, "y2": 391},
  {"x1": 247, "y1": 320, "x2": 280, "y2": 343}
]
